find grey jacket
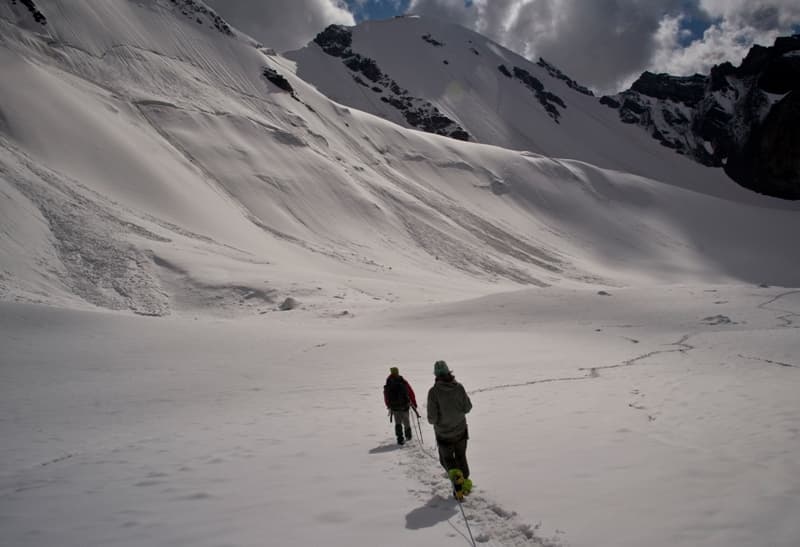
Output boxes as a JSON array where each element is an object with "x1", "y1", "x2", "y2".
[{"x1": 427, "y1": 377, "x2": 472, "y2": 442}]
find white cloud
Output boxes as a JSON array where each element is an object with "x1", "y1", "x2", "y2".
[
  {"x1": 409, "y1": 0, "x2": 800, "y2": 93},
  {"x1": 644, "y1": 1, "x2": 800, "y2": 82},
  {"x1": 699, "y1": 0, "x2": 800, "y2": 29},
  {"x1": 649, "y1": 16, "x2": 785, "y2": 78},
  {"x1": 409, "y1": 0, "x2": 688, "y2": 92},
  {"x1": 204, "y1": 0, "x2": 799, "y2": 90},
  {"x1": 204, "y1": 0, "x2": 355, "y2": 52}
]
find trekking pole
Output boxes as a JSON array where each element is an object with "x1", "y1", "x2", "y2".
[
  {"x1": 412, "y1": 407, "x2": 424, "y2": 445},
  {"x1": 456, "y1": 499, "x2": 477, "y2": 547}
]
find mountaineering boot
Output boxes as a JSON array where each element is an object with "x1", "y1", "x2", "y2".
[
  {"x1": 395, "y1": 423, "x2": 404, "y2": 444},
  {"x1": 449, "y1": 469, "x2": 465, "y2": 501},
  {"x1": 405, "y1": 427, "x2": 412, "y2": 441}
]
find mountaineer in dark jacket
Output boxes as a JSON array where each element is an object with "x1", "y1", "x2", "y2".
[
  {"x1": 384, "y1": 366, "x2": 418, "y2": 445},
  {"x1": 427, "y1": 360, "x2": 473, "y2": 499}
]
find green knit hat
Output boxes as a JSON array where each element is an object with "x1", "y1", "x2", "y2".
[
  {"x1": 389, "y1": 366, "x2": 399, "y2": 375},
  {"x1": 433, "y1": 360, "x2": 451, "y2": 376}
]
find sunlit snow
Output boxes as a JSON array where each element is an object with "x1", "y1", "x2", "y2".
[{"x1": 1, "y1": 2, "x2": 799, "y2": 547}]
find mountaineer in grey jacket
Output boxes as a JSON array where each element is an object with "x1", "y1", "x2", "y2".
[{"x1": 427, "y1": 360, "x2": 473, "y2": 482}]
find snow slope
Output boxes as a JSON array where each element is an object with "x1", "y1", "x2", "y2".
[
  {"x1": 2, "y1": 285, "x2": 799, "y2": 547},
  {"x1": 1, "y1": 2, "x2": 800, "y2": 547},
  {"x1": 2, "y1": 1, "x2": 799, "y2": 317},
  {"x1": 286, "y1": 16, "x2": 783, "y2": 201}
]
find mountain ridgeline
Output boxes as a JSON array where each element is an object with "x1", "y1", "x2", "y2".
[
  {"x1": 602, "y1": 35, "x2": 800, "y2": 200},
  {"x1": 313, "y1": 24, "x2": 470, "y2": 141},
  {"x1": 295, "y1": 21, "x2": 799, "y2": 200}
]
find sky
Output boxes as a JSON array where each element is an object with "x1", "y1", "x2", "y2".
[{"x1": 207, "y1": 0, "x2": 800, "y2": 93}]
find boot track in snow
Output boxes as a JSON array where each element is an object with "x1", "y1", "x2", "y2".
[{"x1": 398, "y1": 439, "x2": 562, "y2": 546}]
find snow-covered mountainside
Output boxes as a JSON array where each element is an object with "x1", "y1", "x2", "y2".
[
  {"x1": 601, "y1": 35, "x2": 800, "y2": 200},
  {"x1": 289, "y1": 21, "x2": 799, "y2": 200},
  {"x1": 2, "y1": 4, "x2": 800, "y2": 547},
  {"x1": 1, "y1": 1, "x2": 799, "y2": 317},
  {"x1": 286, "y1": 17, "x2": 747, "y2": 195}
]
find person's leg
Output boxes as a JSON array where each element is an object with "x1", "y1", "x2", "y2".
[
  {"x1": 437, "y1": 440, "x2": 457, "y2": 472},
  {"x1": 454, "y1": 437, "x2": 469, "y2": 479},
  {"x1": 400, "y1": 411, "x2": 412, "y2": 439},
  {"x1": 392, "y1": 411, "x2": 404, "y2": 444}
]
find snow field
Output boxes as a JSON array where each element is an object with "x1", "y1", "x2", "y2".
[
  {"x1": 1, "y1": 3, "x2": 799, "y2": 546},
  {"x1": 2, "y1": 284, "x2": 799, "y2": 547}
]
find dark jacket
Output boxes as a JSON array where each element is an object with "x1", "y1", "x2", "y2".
[
  {"x1": 427, "y1": 375, "x2": 472, "y2": 442},
  {"x1": 384, "y1": 375, "x2": 417, "y2": 410}
]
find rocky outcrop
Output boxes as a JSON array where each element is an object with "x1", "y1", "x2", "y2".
[
  {"x1": 262, "y1": 67, "x2": 294, "y2": 94},
  {"x1": 630, "y1": 72, "x2": 706, "y2": 106},
  {"x1": 495, "y1": 63, "x2": 572, "y2": 122},
  {"x1": 537, "y1": 58, "x2": 594, "y2": 97},
  {"x1": 511, "y1": 66, "x2": 566, "y2": 123},
  {"x1": 497, "y1": 64, "x2": 512, "y2": 78},
  {"x1": 314, "y1": 25, "x2": 470, "y2": 141},
  {"x1": 600, "y1": 34, "x2": 800, "y2": 199},
  {"x1": 727, "y1": 91, "x2": 800, "y2": 199},
  {"x1": 168, "y1": 0, "x2": 233, "y2": 36},
  {"x1": 314, "y1": 24, "x2": 353, "y2": 56},
  {"x1": 421, "y1": 33, "x2": 444, "y2": 47},
  {"x1": 11, "y1": 0, "x2": 47, "y2": 25}
]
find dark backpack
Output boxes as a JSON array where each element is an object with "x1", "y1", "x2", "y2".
[{"x1": 385, "y1": 376, "x2": 410, "y2": 410}]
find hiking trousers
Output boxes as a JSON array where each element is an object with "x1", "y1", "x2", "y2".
[
  {"x1": 437, "y1": 436, "x2": 469, "y2": 479},
  {"x1": 391, "y1": 410, "x2": 412, "y2": 440}
]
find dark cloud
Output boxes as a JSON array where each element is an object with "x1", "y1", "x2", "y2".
[
  {"x1": 749, "y1": 5, "x2": 781, "y2": 29},
  {"x1": 529, "y1": 1, "x2": 692, "y2": 91},
  {"x1": 207, "y1": 0, "x2": 800, "y2": 91},
  {"x1": 409, "y1": 0, "x2": 800, "y2": 92}
]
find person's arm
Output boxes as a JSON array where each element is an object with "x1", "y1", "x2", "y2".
[
  {"x1": 427, "y1": 388, "x2": 438, "y2": 425},
  {"x1": 383, "y1": 383, "x2": 389, "y2": 408},
  {"x1": 461, "y1": 384, "x2": 472, "y2": 414},
  {"x1": 405, "y1": 379, "x2": 418, "y2": 408}
]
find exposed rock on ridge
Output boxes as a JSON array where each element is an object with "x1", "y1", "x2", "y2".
[
  {"x1": 537, "y1": 58, "x2": 594, "y2": 97},
  {"x1": 601, "y1": 34, "x2": 800, "y2": 199},
  {"x1": 314, "y1": 25, "x2": 470, "y2": 141},
  {"x1": 496, "y1": 64, "x2": 568, "y2": 123}
]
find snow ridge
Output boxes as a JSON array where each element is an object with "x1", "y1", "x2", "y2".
[
  {"x1": 314, "y1": 25, "x2": 470, "y2": 140},
  {"x1": 166, "y1": 0, "x2": 233, "y2": 36}
]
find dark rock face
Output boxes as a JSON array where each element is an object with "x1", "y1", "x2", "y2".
[
  {"x1": 262, "y1": 67, "x2": 293, "y2": 93},
  {"x1": 537, "y1": 58, "x2": 594, "y2": 96},
  {"x1": 168, "y1": 0, "x2": 233, "y2": 36},
  {"x1": 600, "y1": 34, "x2": 800, "y2": 199},
  {"x1": 313, "y1": 25, "x2": 470, "y2": 141},
  {"x1": 421, "y1": 33, "x2": 444, "y2": 47},
  {"x1": 727, "y1": 91, "x2": 800, "y2": 199},
  {"x1": 599, "y1": 96, "x2": 620, "y2": 109},
  {"x1": 314, "y1": 24, "x2": 353, "y2": 56},
  {"x1": 497, "y1": 64, "x2": 512, "y2": 78},
  {"x1": 344, "y1": 55, "x2": 384, "y2": 82},
  {"x1": 630, "y1": 72, "x2": 706, "y2": 106},
  {"x1": 11, "y1": 0, "x2": 47, "y2": 24},
  {"x1": 512, "y1": 66, "x2": 567, "y2": 122},
  {"x1": 756, "y1": 38, "x2": 800, "y2": 93}
]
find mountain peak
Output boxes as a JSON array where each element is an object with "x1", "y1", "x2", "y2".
[{"x1": 602, "y1": 34, "x2": 800, "y2": 199}]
